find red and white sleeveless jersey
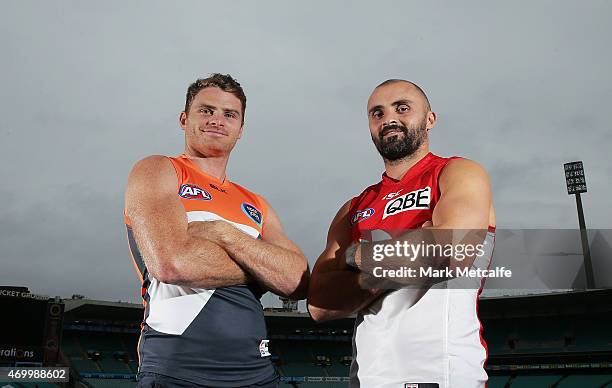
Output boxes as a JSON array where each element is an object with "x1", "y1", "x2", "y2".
[
  {"x1": 349, "y1": 152, "x2": 460, "y2": 240},
  {"x1": 347, "y1": 152, "x2": 495, "y2": 388}
]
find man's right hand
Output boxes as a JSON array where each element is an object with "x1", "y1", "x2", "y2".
[{"x1": 307, "y1": 200, "x2": 385, "y2": 322}]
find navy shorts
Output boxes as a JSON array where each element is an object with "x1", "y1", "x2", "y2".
[{"x1": 137, "y1": 372, "x2": 279, "y2": 388}]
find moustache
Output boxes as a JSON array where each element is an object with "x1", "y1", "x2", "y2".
[{"x1": 380, "y1": 124, "x2": 408, "y2": 138}]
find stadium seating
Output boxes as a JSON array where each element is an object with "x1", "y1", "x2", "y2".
[
  {"x1": 63, "y1": 332, "x2": 138, "y2": 375},
  {"x1": 484, "y1": 315, "x2": 612, "y2": 355},
  {"x1": 315, "y1": 342, "x2": 350, "y2": 359},
  {"x1": 325, "y1": 363, "x2": 350, "y2": 377},
  {"x1": 487, "y1": 375, "x2": 511, "y2": 388},
  {"x1": 486, "y1": 374, "x2": 612, "y2": 387},
  {"x1": 483, "y1": 319, "x2": 515, "y2": 355},
  {"x1": 97, "y1": 355, "x2": 132, "y2": 374},
  {"x1": 68, "y1": 356, "x2": 100, "y2": 373},
  {"x1": 272, "y1": 338, "x2": 352, "y2": 380},
  {"x1": 511, "y1": 318, "x2": 566, "y2": 353},
  {"x1": 509, "y1": 374, "x2": 565, "y2": 387},
  {"x1": 54, "y1": 296, "x2": 612, "y2": 387},
  {"x1": 282, "y1": 361, "x2": 327, "y2": 376},
  {"x1": 557, "y1": 374, "x2": 612, "y2": 386},
  {"x1": 79, "y1": 333, "x2": 127, "y2": 353},
  {"x1": 280, "y1": 340, "x2": 312, "y2": 361},
  {"x1": 61, "y1": 335, "x2": 84, "y2": 358},
  {"x1": 571, "y1": 318, "x2": 612, "y2": 352},
  {"x1": 84, "y1": 378, "x2": 136, "y2": 387}
]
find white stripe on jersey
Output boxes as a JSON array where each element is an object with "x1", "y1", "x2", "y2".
[
  {"x1": 146, "y1": 281, "x2": 215, "y2": 335},
  {"x1": 186, "y1": 211, "x2": 260, "y2": 238},
  {"x1": 145, "y1": 211, "x2": 259, "y2": 335}
]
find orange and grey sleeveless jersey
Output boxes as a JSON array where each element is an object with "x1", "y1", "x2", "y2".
[
  {"x1": 124, "y1": 154, "x2": 276, "y2": 387},
  {"x1": 348, "y1": 152, "x2": 495, "y2": 388}
]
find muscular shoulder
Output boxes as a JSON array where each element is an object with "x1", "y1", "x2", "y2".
[
  {"x1": 125, "y1": 155, "x2": 179, "y2": 215},
  {"x1": 130, "y1": 155, "x2": 173, "y2": 175},
  {"x1": 329, "y1": 199, "x2": 353, "y2": 235},
  {"x1": 439, "y1": 158, "x2": 490, "y2": 191},
  {"x1": 128, "y1": 155, "x2": 176, "y2": 185}
]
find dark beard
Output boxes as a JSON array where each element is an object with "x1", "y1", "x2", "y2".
[{"x1": 372, "y1": 118, "x2": 427, "y2": 161}]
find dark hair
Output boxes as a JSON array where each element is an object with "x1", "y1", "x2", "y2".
[
  {"x1": 184, "y1": 74, "x2": 247, "y2": 124},
  {"x1": 376, "y1": 79, "x2": 431, "y2": 111}
]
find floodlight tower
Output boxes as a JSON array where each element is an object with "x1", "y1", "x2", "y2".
[{"x1": 563, "y1": 161, "x2": 595, "y2": 289}]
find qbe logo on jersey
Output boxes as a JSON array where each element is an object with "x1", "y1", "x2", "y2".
[
  {"x1": 383, "y1": 187, "x2": 431, "y2": 219},
  {"x1": 179, "y1": 184, "x2": 212, "y2": 200}
]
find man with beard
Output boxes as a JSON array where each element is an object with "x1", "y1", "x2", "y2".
[{"x1": 308, "y1": 79, "x2": 496, "y2": 387}]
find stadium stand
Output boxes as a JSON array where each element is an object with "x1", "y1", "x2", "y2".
[
  {"x1": 4, "y1": 286, "x2": 612, "y2": 386},
  {"x1": 510, "y1": 374, "x2": 566, "y2": 387},
  {"x1": 487, "y1": 375, "x2": 512, "y2": 388},
  {"x1": 265, "y1": 314, "x2": 353, "y2": 386},
  {"x1": 559, "y1": 374, "x2": 612, "y2": 386},
  {"x1": 83, "y1": 378, "x2": 136, "y2": 387},
  {"x1": 58, "y1": 290, "x2": 612, "y2": 387}
]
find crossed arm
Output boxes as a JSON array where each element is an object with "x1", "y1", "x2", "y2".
[
  {"x1": 307, "y1": 158, "x2": 494, "y2": 322},
  {"x1": 306, "y1": 200, "x2": 385, "y2": 322},
  {"x1": 125, "y1": 155, "x2": 309, "y2": 299}
]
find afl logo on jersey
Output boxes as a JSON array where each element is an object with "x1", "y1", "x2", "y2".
[
  {"x1": 179, "y1": 184, "x2": 212, "y2": 200},
  {"x1": 383, "y1": 187, "x2": 431, "y2": 219},
  {"x1": 351, "y1": 208, "x2": 375, "y2": 225},
  {"x1": 242, "y1": 203, "x2": 263, "y2": 226}
]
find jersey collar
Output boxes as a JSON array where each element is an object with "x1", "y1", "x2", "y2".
[
  {"x1": 178, "y1": 154, "x2": 230, "y2": 186},
  {"x1": 381, "y1": 152, "x2": 434, "y2": 187}
]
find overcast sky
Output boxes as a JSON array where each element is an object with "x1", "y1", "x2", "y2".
[{"x1": 1, "y1": 1, "x2": 611, "y2": 306}]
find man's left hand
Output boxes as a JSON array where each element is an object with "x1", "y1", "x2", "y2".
[{"x1": 188, "y1": 220, "x2": 241, "y2": 246}]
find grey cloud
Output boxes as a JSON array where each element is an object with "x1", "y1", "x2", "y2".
[{"x1": 1, "y1": 0, "x2": 611, "y2": 303}]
